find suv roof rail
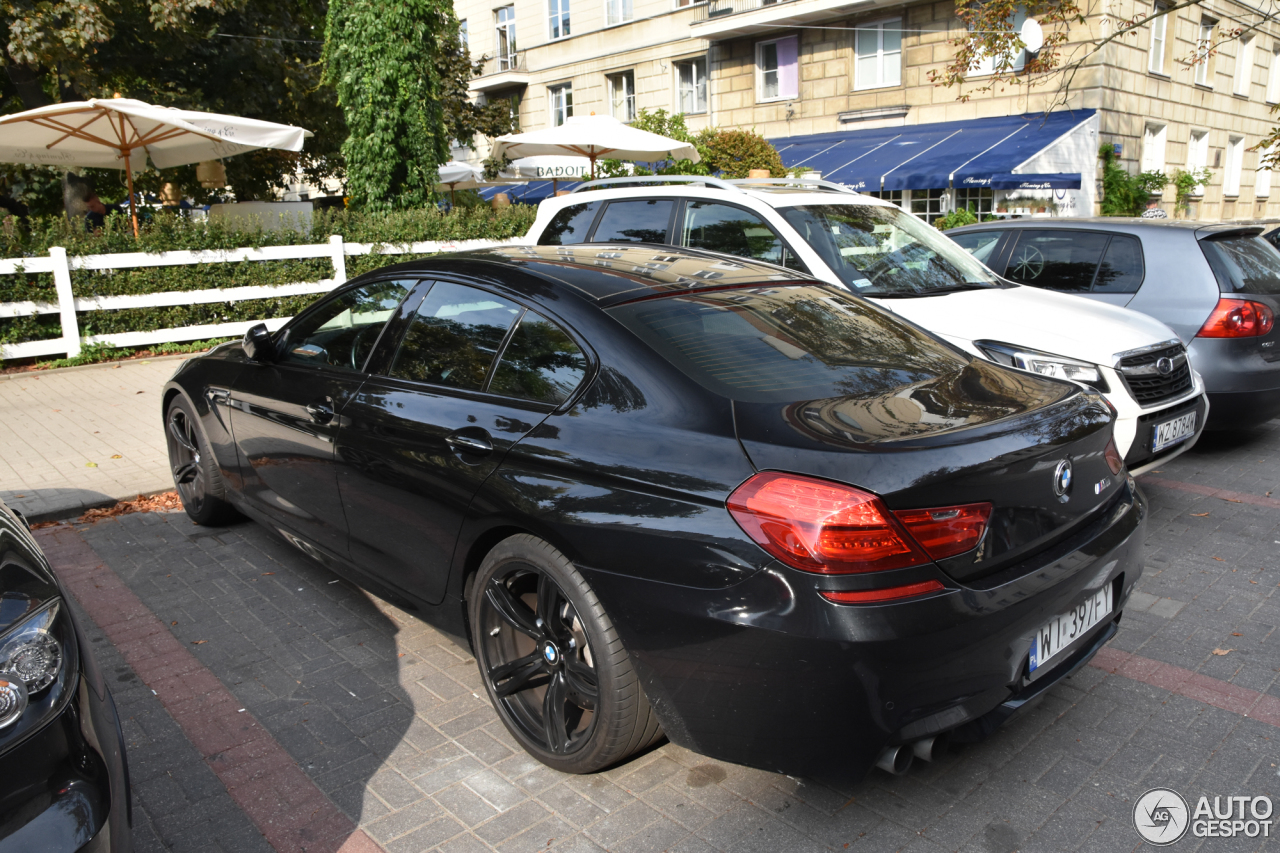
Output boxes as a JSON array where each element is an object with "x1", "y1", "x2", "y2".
[
  {"x1": 570, "y1": 176, "x2": 745, "y2": 194},
  {"x1": 725, "y1": 177, "x2": 860, "y2": 195}
]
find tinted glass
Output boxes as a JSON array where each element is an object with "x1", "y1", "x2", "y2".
[
  {"x1": 592, "y1": 199, "x2": 673, "y2": 243},
  {"x1": 778, "y1": 204, "x2": 1002, "y2": 295},
  {"x1": 610, "y1": 285, "x2": 966, "y2": 403},
  {"x1": 281, "y1": 279, "x2": 412, "y2": 372},
  {"x1": 538, "y1": 202, "x2": 599, "y2": 245},
  {"x1": 1201, "y1": 235, "x2": 1280, "y2": 294},
  {"x1": 1004, "y1": 230, "x2": 1110, "y2": 291},
  {"x1": 683, "y1": 201, "x2": 786, "y2": 265},
  {"x1": 948, "y1": 230, "x2": 1003, "y2": 265},
  {"x1": 1093, "y1": 234, "x2": 1145, "y2": 293},
  {"x1": 388, "y1": 282, "x2": 522, "y2": 389},
  {"x1": 489, "y1": 310, "x2": 587, "y2": 404}
]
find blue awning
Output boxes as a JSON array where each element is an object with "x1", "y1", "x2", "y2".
[
  {"x1": 770, "y1": 110, "x2": 1094, "y2": 192},
  {"x1": 985, "y1": 172, "x2": 1081, "y2": 190}
]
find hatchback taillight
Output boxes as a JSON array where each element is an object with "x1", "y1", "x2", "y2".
[
  {"x1": 726, "y1": 472, "x2": 990, "y2": 574},
  {"x1": 1196, "y1": 298, "x2": 1275, "y2": 338}
]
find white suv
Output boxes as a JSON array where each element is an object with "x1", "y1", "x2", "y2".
[{"x1": 525, "y1": 177, "x2": 1208, "y2": 473}]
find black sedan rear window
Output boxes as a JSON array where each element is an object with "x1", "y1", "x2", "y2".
[
  {"x1": 1201, "y1": 235, "x2": 1280, "y2": 294},
  {"x1": 609, "y1": 286, "x2": 968, "y2": 403}
]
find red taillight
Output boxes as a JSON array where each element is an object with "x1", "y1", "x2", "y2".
[
  {"x1": 893, "y1": 503, "x2": 992, "y2": 561},
  {"x1": 820, "y1": 580, "x2": 946, "y2": 604},
  {"x1": 1196, "y1": 298, "x2": 1275, "y2": 338},
  {"x1": 727, "y1": 473, "x2": 929, "y2": 574},
  {"x1": 1104, "y1": 437, "x2": 1124, "y2": 476}
]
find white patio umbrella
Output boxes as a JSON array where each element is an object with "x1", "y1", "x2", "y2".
[
  {"x1": 434, "y1": 161, "x2": 519, "y2": 206},
  {"x1": 489, "y1": 115, "x2": 700, "y2": 180},
  {"x1": 498, "y1": 155, "x2": 592, "y2": 194},
  {"x1": 0, "y1": 97, "x2": 312, "y2": 235}
]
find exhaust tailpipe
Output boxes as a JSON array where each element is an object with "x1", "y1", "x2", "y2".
[
  {"x1": 875, "y1": 744, "x2": 913, "y2": 775},
  {"x1": 912, "y1": 733, "x2": 949, "y2": 762}
]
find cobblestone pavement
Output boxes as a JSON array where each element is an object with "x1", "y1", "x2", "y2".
[
  {"x1": 0, "y1": 357, "x2": 184, "y2": 522},
  {"x1": 30, "y1": 420, "x2": 1280, "y2": 853}
]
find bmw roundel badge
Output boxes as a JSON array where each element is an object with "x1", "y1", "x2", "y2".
[{"x1": 1053, "y1": 459, "x2": 1073, "y2": 498}]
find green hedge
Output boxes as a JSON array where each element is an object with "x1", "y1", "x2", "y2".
[{"x1": 0, "y1": 205, "x2": 537, "y2": 349}]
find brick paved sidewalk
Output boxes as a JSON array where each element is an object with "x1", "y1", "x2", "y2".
[
  {"x1": 0, "y1": 356, "x2": 185, "y2": 521},
  {"x1": 28, "y1": 419, "x2": 1280, "y2": 853}
]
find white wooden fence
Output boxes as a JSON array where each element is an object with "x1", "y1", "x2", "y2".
[{"x1": 0, "y1": 235, "x2": 517, "y2": 361}]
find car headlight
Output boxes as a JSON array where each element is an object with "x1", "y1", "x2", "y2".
[
  {"x1": 0, "y1": 599, "x2": 73, "y2": 734},
  {"x1": 975, "y1": 341, "x2": 1110, "y2": 393}
]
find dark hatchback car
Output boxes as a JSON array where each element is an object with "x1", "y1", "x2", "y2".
[
  {"x1": 0, "y1": 502, "x2": 131, "y2": 852},
  {"x1": 948, "y1": 219, "x2": 1280, "y2": 429},
  {"x1": 162, "y1": 245, "x2": 1145, "y2": 778}
]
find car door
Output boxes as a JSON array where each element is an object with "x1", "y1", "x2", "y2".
[
  {"x1": 229, "y1": 278, "x2": 416, "y2": 557},
  {"x1": 677, "y1": 200, "x2": 808, "y2": 272},
  {"x1": 335, "y1": 279, "x2": 590, "y2": 605}
]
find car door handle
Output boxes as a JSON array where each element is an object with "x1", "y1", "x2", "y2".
[
  {"x1": 446, "y1": 433, "x2": 493, "y2": 456},
  {"x1": 306, "y1": 398, "x2": 335, "y2": 424}
]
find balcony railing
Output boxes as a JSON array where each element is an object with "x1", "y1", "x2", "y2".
[
  {"x1": 698, "y1": 0, "x2": 794, "y2": 20},
  {"x1": 476, "y1": 52, "x2": 527, "y2": 78}
]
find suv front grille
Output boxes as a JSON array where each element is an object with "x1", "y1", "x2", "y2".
[{"x1": 1116, "y1": 344, "x2": 1193, "y2": 406}]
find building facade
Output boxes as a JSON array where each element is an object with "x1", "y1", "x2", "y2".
[{"x1": 454, "y1": 0, "x2": 1280, "y2": 221}]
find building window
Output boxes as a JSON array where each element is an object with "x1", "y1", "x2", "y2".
[
  {"x1": 676, "y1": 57, "x2": 708, "y2": 113},
  {"x1": 867, "y1": 189, "x2": 903, "y2": 205},
  {"x1": 460, "y1": 20, "x2": 469, "y2": 53},
  {"x1": 1235, "y1": 35, "x2": 1256, "y2": 96},
  {"x1": 548, "y1": 0, "x2": 570, "y2": 39},
  {"x1": 855, "y1": 19, "x2": 902, "y2": 90},
  {"x1": 955, "y1": 187, "x2": 994, "y2": 217},
  {"x1": 1259, "y1": 145, "x2": 1274, "y2": 198},
  {"x1": 495, "y1": 6, "x2": 517, "y2": 70},
  {"x1": 1148, "y1": 4, "x2": 1167, "y2": 74},
  {"x1": 549, "y1": 83, "x2": 573, "y2": 126},
  {"x1": 1225, "y1": 135, "x2": 1244, "y2": 196},
  {"x1": 1187, "y1": 130, "x2": 1209, "y2": 195},
  {"x1": 757, "y1": 36, "x2": 798, "y2": 101},
  {"x1": 972, "y1": 7, "x2": 1028, "y2": 75},
  {"x1": 606, "y1": 0, "x2": 633, "y2": 25},
  {"x1": 676, "y1": 0, "x2": 705, "y2": 6},
  {"x1": 909, "y1": 189, "x2": 946, "y2": 224},
  {"x1": 1268, "y1": 47, "x2": 1280, "y2": 103},
  {"x1": 608, "y1": 71, "x2": 636, "y2": 122},
  {"x1": 1195, "y1": 19, "x2": 1215, "y2": 86},
  {"x1": 1141, "y1": 123, "x2": 1167, "y2": 173}
]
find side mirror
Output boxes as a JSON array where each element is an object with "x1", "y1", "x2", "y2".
[{"x1": 243, "y1": 323, "x2": 275, "y2": 362}]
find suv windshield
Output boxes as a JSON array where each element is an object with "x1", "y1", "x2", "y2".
[{"x1": 778, "y1": 204, "x2": 1004, "y2": 296}]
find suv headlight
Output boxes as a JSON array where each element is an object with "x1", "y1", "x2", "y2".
[
  {"x1": 0, "y1": 599, "x2": 75, "y2": 737},
  {"x1": 975, "y1": 341, "x2": 1110, "y2": 393}
]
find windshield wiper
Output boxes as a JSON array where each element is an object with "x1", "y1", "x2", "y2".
[{"x1": 859, "y1": 283, "x2": 996, "y2": 298}]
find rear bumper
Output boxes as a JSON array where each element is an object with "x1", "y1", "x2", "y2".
[{"x1": 581, "y1": 478, "x2": 1146, "y2": 778}]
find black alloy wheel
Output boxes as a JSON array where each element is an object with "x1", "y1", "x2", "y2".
[
  {"x1": 470, "y1": 535, "x2": 662, "y2": 773},
  {"x1": 164, "y1": 397, "x2": 238, "y2": 526}
]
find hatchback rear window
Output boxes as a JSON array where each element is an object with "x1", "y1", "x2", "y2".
[
  {"x1": 609, "y1": 285, "x2": 967, "y2": 403},
  {"x1": 1201, "y1": 235, "x2": 1280, "y2": 294}
]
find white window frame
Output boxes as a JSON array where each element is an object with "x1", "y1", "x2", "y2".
[
  {"x1": 1269, "y1": 46, "x2": 1280, "y2": 103},
  {"x1": 1258, "y1": 144, "x2": 1274, "y2": 198},
  {"x1": 676, "y1": 57, "x2": 708, "y2": 114},
  {"x1": 1187, "y1": 129, "x2": 1209, "y2": 195},
  {"x1": 1235, "y1": 35, "x2": 1256, "y2": 96},
  {"x1": 1141, "y1": 122, "x2": 1167, "y2": 173},
  {"x1": 1225, "y1": 135, "x2": 1244, "y2": 196},
  {"x1": 549, "y1": 83, "x2": 573, "y2": 127},
  {"x1": 1148, "y1": 3, "x2": 1167, "y2": 74},
  {"x1": 970, "y1": 7, "x2": 1028, "y2": 76},
  {"x1": 460, "y1": 19, "x2": 469, "y2": 54},
  {"x1": 1195, "y1": 19, "x2": 1215, "y2": 86},
  {"x1": 854, "y1": 18, "x2": 903, "y2": 91},
  {"x1": 607, "y1": 70, "x2": 636, "y2": 122},
  {"x1": 605, "y1": 0, "x2": 633, "y2": 26},
  {"x1": 495, "y1": 6, "x2": 517, "y2": 70},
  {"x1": 548, "y1": 0, "x2": 570, "y2": 40},
  {"x1": 756, "y1": 36, "x2": 798, "y2": 102}
]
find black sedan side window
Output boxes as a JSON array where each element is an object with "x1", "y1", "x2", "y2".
[
  {"x1": 388, "y1": 282, "x2": 523, "y2": 390},
  {"x1": 489, "y1": 310, "x2": 588, "y2": 405},
  {"x1": 279, "y1": 279, "x2": 413, "y2": 372}
]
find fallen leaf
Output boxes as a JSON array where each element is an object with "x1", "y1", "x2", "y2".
[
  {"x1": 110, "y1": 454, "x2": 122, "y2": 459},
  {"x1": 1213, "y1": 556, "x2": 1225, "y2": 561},
  {"x1": 1224, "y1": 498, "x2": 1243, "y2": 503},
  {"x1": 191, "y1": 640, "x2": 207, "y2": 645},
  {"x1": 77, "y1": 491, "x2": 182, "y2": 523},
  {"x1": 261, "y1": 572, "x2": 274, "y2": 575},
  {"x1": 1252, "y1": 580, "x2": 1259, "y2": 584},
  {"x1": 1212, "y1": 648, "x2": 1235, "y2": 656},
  {"x1": 1192, "y1": 512, "x2": 1210, "y2": 517},
  {"x1": 171, "y1": 621, "x2": 178, "y2": 626},
  {"x1": 84, "y1": 462, "x2": 97, "y2": 468},
  {"x1": 1233, "y1": 633, "x2": 1244, "y2": 636},
  {"x1": 135, "y1": 390, "x2": 144, "y2": 394}
]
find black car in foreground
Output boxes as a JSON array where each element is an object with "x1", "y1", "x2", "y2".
[
  {"x1": 163, "y1": 244, "x2": 1144, "y2": 779},
  {"x1": 0, "y1": 502, "x2": 131, "y2": 851}
]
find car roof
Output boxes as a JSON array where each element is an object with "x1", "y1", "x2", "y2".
[
  {"x1": 367, "y1": 243, "x2": 817, "y2": 308},
  {"x1": 543, "y1": 183, "x2": 894, "y2": 211}
]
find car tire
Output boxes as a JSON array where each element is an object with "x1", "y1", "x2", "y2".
[
  {"x1": 164, "y1": 396, "x2": 239, "y2": 526},
  {"x1": 470, "y1": 534, "x2": 662, "y2": 773}
]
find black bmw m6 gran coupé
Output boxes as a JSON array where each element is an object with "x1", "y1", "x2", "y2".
[{"x1": 161, "y1": 244, "x2": 1144, "y2": 779}]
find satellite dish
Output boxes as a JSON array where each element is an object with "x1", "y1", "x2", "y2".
[{"x1": 1021, "y1": 18, "x2": 1044, "y2": 54}]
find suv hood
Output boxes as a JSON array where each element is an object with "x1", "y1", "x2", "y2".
[{"x1": 870, "y1": 284, "x2": 1182, "y2": 366}]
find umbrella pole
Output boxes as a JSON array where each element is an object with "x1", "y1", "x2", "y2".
[
  {"x1": 450, "y1": 186, "x2": 457, "y2": 208},
  {"x1": 124, "y1": 150, "x2": 139, "y2": 238}
]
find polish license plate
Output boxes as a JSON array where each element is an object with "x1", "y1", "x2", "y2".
[
  {"x1": 1029, "y1": 586, "x2": 1113, "y2": 672},
  {"x1": 1152, "y1": 411, "x2": 1196, "y2": 453}
]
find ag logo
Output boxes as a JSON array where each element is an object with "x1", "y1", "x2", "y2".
[{"x1": 1134, "y1": 787, "x2": 1190, "y2": 845}]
